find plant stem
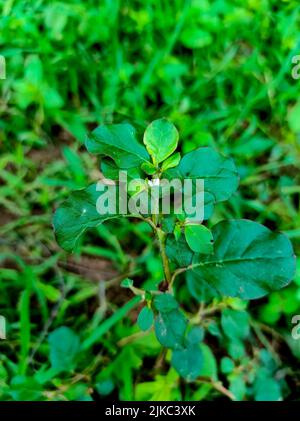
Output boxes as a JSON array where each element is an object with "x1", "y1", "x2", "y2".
[
  {"x1": 142, "y1": 215, "x2": 173, "y2": 286},
  {"x1": 156, "y1": 227, "x2": 171, "y2": 284},
  {"x1": 196, "y1": 377, "x2": 236, "y2": 400},
  {"x1": 169, "y1": 267, "x2": 188, "y2": 289}
]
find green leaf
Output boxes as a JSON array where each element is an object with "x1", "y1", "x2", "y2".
[
  {"x1": 173, "y1": 147, "x2": 239, "y2": 202},
  {"x1": 207, "y1": 322, "x2": 222, "y2": 338},
  {"x1": 287, "y1": 100, "x2": 300, "y2": 133},
  {"x1": 137, "y1": 307, "x2": 154, "y2": 331},
  {"x1": 181, "y1": 27, "x2": 213, "y2": 49},
  {"x1": 187, "y1": 271, "x2": 217, "y2": 302},
  {"x1": 48, "y1": 327, "x2": 80, "y2": 372},
  {"x1": 96, "y1": 379, "x2": 115, "y2": 396},
  {"x1": 166, "y1": 235, "x2": 194, "y2": 267},
  {"x1": 171, "y1": 342, "x2": 203, "y2": 380},
  {"x1": 105, "y1": 345, "x2": 143, "y2": 400},
  {"x1": 233, "y1": 136, "x2": 274, "y2": 159},
  {"x1": 161, "y1": 213, "x2": 177, "y2": 233},
  {"x1": 221, "y1": 309, "x2": 250, "y2": 341},
  {"x1": 135, "y1": 370, "x2": 181, "y2": 401},
  {"x1": 64, "y1": 383, "x2": 93, "y2": 401},
  {"x1": 229, "y1": 375, "x2": 246, "y2": 401},
  {"x1": 190, "y1": 219, "x2": 296, "y2": 299},
  {"x1": 254, "y1": 377, "x2": 282, "y2": 401},
  {"x1": 154, "y1": 309, "x2": 187, "y2": 349},
  {"x1": 62, "y1": 146, "x2": 86, "y2": 184},
  {"x1": 167, "y1": 147, "x2": 239, "y2": 219},
  {"x1": 198, "y1": 343, "x2": 218, "y2": 380},
  {"x1": 228, "y1": 340, "x2": 245, "y2": 359},
  {"x1": 184, "y1": 224, "x2": 214, "y2": 254},
  {"x1": 154, "y1": 293, "x2": 178, "y2": 313},
  {"x1": 86, "y1": 123, "x2": 149, "y2": 168},
  {"x1": 128, "y1": 179, "x2": 148, "y2": 197},
  {"x1": 220, "y1": 357, "x2": 235, "y2": 374},
  {"x1": 101, "y1": 158, "x2": 143, "y2": 181},
  {"x1": 9, "y1": 376, "x2": 42, "y2": 401},
  {"x1": 143, "y1": 118, "x2": 179, "y2": 165},
  {"x1": 141, "y1": 161, "x2": 157, "y2": 175},
  {"x1": 186, "y1": 326, "x2": 204, "y2": 344},
  {"x1": 161, "y1": 152, "x2": 181, "y2": 171},
  {"x1": 53, "y1": 183, "x2": 118, "y2": 252},
  {"x1": 121, "y1": 278, "x2": 133, "y2": 288},
  {"x1": 173, "y1": 224, "x2": 182, "y2": 241}
]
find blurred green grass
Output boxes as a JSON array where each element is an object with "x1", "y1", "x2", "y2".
[{"x1": 0, "y1": 0, "x2": 300, "y2": 401}]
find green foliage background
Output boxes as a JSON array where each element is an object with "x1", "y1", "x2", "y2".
[{"x1": 0, "y1": 0, "x2": 300, "y2": 401}]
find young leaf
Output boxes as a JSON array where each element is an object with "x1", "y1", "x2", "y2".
[
  {"x1": 86, "y1": 123, "x2": 149, "y2": 168},
  {"x1": 221, "y1": 309, "x2": 250, "y2": 341},
  {"x1": 154, "y1": 309, "x2": 187, "y2": 349},
  {"x1": 173, "y1": 224, "x2": 182, "y2": 241},
  {"x1": 184, "y1": 224, "x2": 214, "y2": 254},
  {"x1": 143, "y1": 118, "x2": 179, "y2": 165},
  {"x1": 128, "y1": 179, "x2": 148, "y2": 197},
  {"x1": 137, "y1": 307, "x2": 154, "y2": 331},
  {"x1": 121, "y1": 278, "x2": 134, "y2": 288},
  {"x1": 190, "y1": 219, "x2": 296, "y2": 300},
  {"x1": 141, "y1": 161, "x2": 157, "y2": 175},
  {"x1": 161, "y1": 152, "x2": 181, "y2": 171},
  {"x1": 53, "y1": 183, "x2": 118, "y2": 252}
]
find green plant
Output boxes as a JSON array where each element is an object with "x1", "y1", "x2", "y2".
[{"x1": 53, "y1": 118, "x2": 296, "y2": 383}]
